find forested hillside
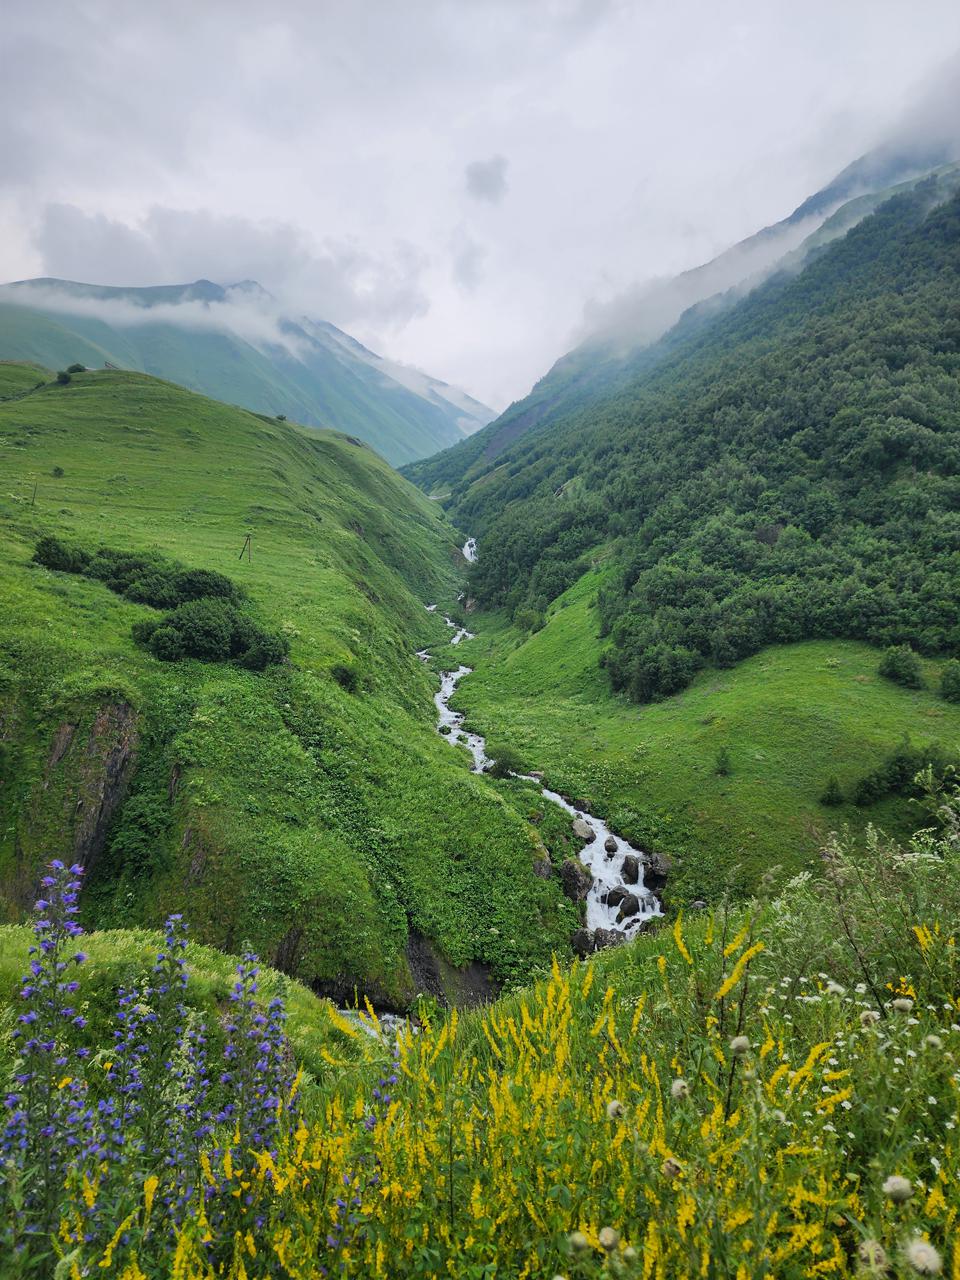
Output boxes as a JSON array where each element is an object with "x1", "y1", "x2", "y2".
[
  {"x1": 438, "y1": 178, "x2": 960, "y2": 701},
  {"x1": 0, "y1": 365, "x2": 573, "y2": 1006}
]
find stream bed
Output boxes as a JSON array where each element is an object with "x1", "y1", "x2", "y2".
[{"x1": 420, "y1": 604, "x2": 662, "y2": 948}]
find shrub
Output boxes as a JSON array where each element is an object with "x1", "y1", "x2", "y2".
[
  {"x1": 819, "y1": 776, "x2": 843, "y2": 806},
  {"x1": 878, "y1": 644, "x2": 923, "y2": 689},
  {"x1": 488, "y1": 746, "x2": 525, "y2": 779},
  {"x1": 137, "y1": 599, "x2": 288, "y2": 669},
  {"x1": 331, "y1": 663, "x2": 359, "y2": 693},
  {"x1": 66, "y1": 363, "x2": 86, "y2": 374},
  {"x1": 149, "y1": 625, "x2": 187, "y2": 662},
  {"x1": 715, "y1": 746, "x2": 732, "y2": 776},
  {"x1": 33, "y1": 534, "x2": 90, "y2": 574},
  {"x1": 126, "y1": 572, "x2": 182, "y2": 609},
  {"x1": 51, "y1": 465, "x2": 64, "y2": 477},
  {"x1": 853, "y1": 737, "x2": 954, "y2": 806},
  {"x1": 55, "y1": 370, "x2": 71, "y2": 385},
  {"x1": 160, "y1": 598, "x2": 235, "y2": 661},
  {"x1": 171, "y1": 567, "x2": 242, "y2": 604},
  {"x1": 941, "y1": 659, "x2": 960, "y2": 703}
]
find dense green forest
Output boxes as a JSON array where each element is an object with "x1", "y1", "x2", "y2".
[{"x1": 426, "y1": 179, "x2": 960, "y2": 701}]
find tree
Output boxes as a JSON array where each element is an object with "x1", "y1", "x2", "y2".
[
  {"x1": 55, "y1": 371, "x2": 71, "y2": 385},
  {"x1": 941, "y1": 660, "x2": 960, "y2": 703},
  {"x1": 714, "y1": 746, "x2": 731, "y2": 777},
  {"x1": 878, "y1": 644, "x2": 923, "y2": 690},
  {"x1": 66, "y1": 363, "x2": 86, "y2": 374}
]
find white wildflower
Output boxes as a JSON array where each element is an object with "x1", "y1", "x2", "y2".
[
  {"x1": 670, "y1": 1078, "x2": 689, "y2": 1100},
  {"x1": 598, "y1": 1227, "x2": 620, "y2": 1252},
  {"x1": 904, "y1": 1237, "x2": 942, "y2": 1275},
  {"x1": 882, "y1": 1174, "x2": 913, "y2": 1203},
  {"x1": 606, "y1": 1099, "x2": 625, "y2": 1120},
  {"x1": 729, "y1": 1035, "x2": 750, "y2": 1058}
]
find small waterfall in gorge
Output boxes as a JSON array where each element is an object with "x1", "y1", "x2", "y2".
[
  {"x1": 419, "y1": 600, "x2": 662, "y2": 947},
  {"x1": 462, "y1": 537, "x2": 477, "y2": 563}
]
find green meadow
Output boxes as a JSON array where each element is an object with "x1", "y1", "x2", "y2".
[{"x1": 453, "y1": 566, "x2": 960, "y2": 901}]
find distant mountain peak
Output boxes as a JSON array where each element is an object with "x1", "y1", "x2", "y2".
[{"x1": 0, "y1": 275, "x2": 495, "y2": 466}]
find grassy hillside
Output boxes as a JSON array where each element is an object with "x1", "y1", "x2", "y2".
[
  {"x1": 0, "y1": 365, "x2": 574, "y2": 1005},
  {"x1": 0, "y1": 281, "x2": 494, "y2": 466},
  {"x1": 4, "y1": 804, "x2": 958, "y2": 1276},
  {"x1": 451, "y1": 568, "x2": 960, "y2": 899}
]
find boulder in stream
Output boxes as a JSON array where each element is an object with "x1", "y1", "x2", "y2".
[
  {"x1": 621, "y1": 854, "x2": 640, "y2": 884},
  {"x1": 642, "y1": 851, "x2": 672, "y2": 893},
  {"x1": 605, "y1": 886, "x2": 628, "y2": 910},
  {"x1": 571, "y1": 928, "x2": 595, "y2": 958},
  {"x1": 559, "y1": 857, "x2": 592, "y2": 902},
  {"x1": 593, "y1": 928, "x2": 627, "y2": 951},
  {"x1": 604, "y1": 835, "x2": 617, "y2": 853},
  {"x1": 617, "y1": 893, "x2": 641, "y2": 921},
  {"x1": 572, "y1": 817, "x2": 595, "y2": 842}
]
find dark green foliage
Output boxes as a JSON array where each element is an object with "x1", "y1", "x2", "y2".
[
  {"x1": 878, "y1": 645, "x2": 924, "y2": 689},
  {"x1": 55, "y1": 370, "x2": 71, "y2": 385},
  {"x1": 32, "y1": 537, "x2": 243, "y2": 609},
  {"x1": 33, "y1": 534, "x2": 90, "y2": 574},
  {"x1": 853, "y1": 738, "x2": 954, "y2": 805},
  {"x1": 434, "y1": 182, "x2": 960, "y2": 702},
  {"x1": 66, "y1": 363, "x2": 86, "y2": 374},
  {"x1": 487, "y1": 746, "x2": 524, "y2": 779},
  {"x1": 51, "y1": 465, "x2": 64, "y2": 477},
  {"x1": 138, "y1": 597, "x2": 288, "y2": 669},
  {"x1": 32, "y1": 535, "x2": 282, "y2": 669},
  {"x1": 820, "y1": 776, "x2": 843, "y2": 806},
  {"x1": 941, "y1": 660, "x2": 960, "y2": 702},
  {"x1": 714, "y1": 746, "x2": 731, "y2": 777},
  {"x1": 331, "y1": 663, "x2": 359, "y2": 693}
]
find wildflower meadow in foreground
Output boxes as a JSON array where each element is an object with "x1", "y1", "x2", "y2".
[{"x1": 1, "y1": 810, "x2": 959, "y2": 1277}]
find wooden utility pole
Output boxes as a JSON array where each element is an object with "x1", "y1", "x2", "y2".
[{"x1": 239, "y1": 534, "x2": 252, "y2": 562}]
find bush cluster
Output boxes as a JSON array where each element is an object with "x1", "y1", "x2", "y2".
[
  {"x1": 852, "y1": 737, "x2": 955, "y2": 806},
  {"x1": 878, "y1": 644, "x2": 924, "y2": 689},
  {"x1": 34, "y1": 536, "x2": 287, "y2": 669},
  {"x1": 132, "y1": 598, "x2": 289, "y2": 670}
]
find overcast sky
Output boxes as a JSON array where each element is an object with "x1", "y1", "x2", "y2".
[{"x1": 2, "y1": 1, "x2": 960, "y2": 410}]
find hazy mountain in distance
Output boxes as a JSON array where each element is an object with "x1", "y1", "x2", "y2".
[{"x1": 0, "y1": 277, "x2": 495, "y2": 467}]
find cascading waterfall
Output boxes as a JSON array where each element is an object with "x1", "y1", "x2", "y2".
[{"x1": 420, "y1": 588, "x2": 662, "y2": 945}]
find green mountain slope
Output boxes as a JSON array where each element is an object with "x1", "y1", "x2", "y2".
[
  {"x1": 0, "y1": 365, "x2": 572, "y2": 1005},
  {"x1": 404, "y1": 160, "x2": 960, "y2": 495},
  {"x1": 0, "y1": 279, "x2": 494, "y2": 467},
  {"x1": 435, "y1": 179, "x2": 960, "y2": 702}
]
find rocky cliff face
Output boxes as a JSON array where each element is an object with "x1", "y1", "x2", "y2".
[{"x1": 3, "y1": 697, "x2": 138, "y2": 914}]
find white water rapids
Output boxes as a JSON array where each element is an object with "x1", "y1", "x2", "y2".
[{"x1": 420, "y1": 604, "x2": 662, "y2": 940}]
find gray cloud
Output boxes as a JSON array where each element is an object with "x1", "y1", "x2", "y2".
[
  {"x1": 1, "y1": 1, "x2": 960, "y2": 410},
  {"x1": 34, "y1": 204, "x2": 429, "y2": 329},
  {"x1": 450, "y1": 231, "x2": 488, "y2": 292},
  {"x1": 464, "y1": 156, "x2": 509, "y2": 205}
]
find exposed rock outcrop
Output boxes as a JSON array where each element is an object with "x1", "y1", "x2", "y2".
[{"x1": 559, "y1": 857, "x2": 592, "y2": 902}]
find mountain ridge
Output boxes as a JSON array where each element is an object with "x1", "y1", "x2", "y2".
[{"x1": 0, "y1": 277, "x2": 495, "y2": 466}]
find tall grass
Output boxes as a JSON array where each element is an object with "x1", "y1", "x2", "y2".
[{"x1": 2, "y1": 785, "x2": 959, "y2": 1276}]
